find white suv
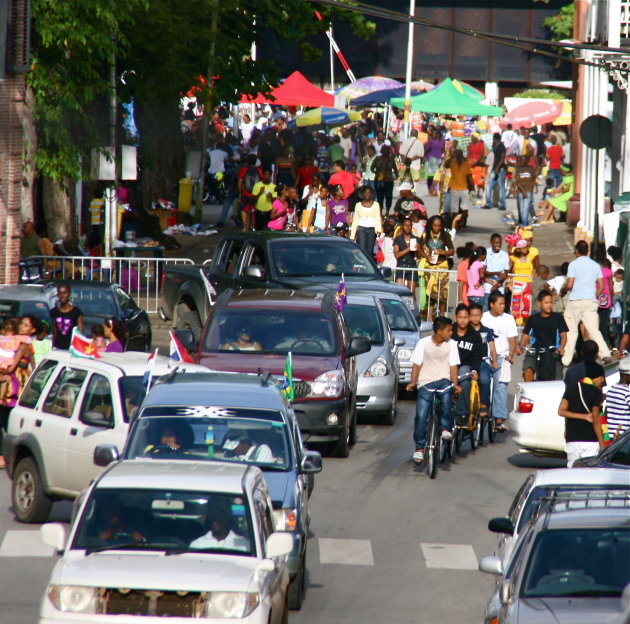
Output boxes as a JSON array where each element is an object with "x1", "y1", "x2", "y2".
[
  {"x1": 39, "y1": 460, "x2": 293, "y2": 623},
  {"x1": 2, "y1": 351, "x2": 205, "y2": 523}
]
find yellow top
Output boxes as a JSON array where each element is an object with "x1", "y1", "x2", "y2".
[{"x1": 350, "y1": 201, "x2": 383, "y2": 239}]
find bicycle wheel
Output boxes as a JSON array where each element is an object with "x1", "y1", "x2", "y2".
[
  {"x1": 454, "y1": 427, "x2": 464, "y2": 454},
  {"x1": 487, "y1": 416, "x2": 495, "y2": 443},
  {"x1": 426, "y1": 412, "x2": 438, "y2": 479},
  {"x1": 469, "y1": 381, "x2": 481, "y2": 450},
  {"x1": 439, "y1": 435, "x2": 448, "y2": 463}
]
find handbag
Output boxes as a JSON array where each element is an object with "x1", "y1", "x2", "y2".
[{"x1": 598, "y1": 292, "x2": 610, "y2": 308}]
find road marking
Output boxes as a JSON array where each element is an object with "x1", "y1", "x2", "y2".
[
  {"x1": 421, "y1": 542, "x2": 478, "y2": 570},
  {"x1": 0, "y1": 530, "x2": 55, "y2": 557},
  {"x1": 318, "y1": 538, "x2": 374, "y2": 566}
]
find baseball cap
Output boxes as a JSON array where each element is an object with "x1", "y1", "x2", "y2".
[
  {"x1": 619, "y1": 357, "x2": 630, "y2": 373},
  {"x1": 399, "y1": 182, "x2": 413, "y2": 191}
]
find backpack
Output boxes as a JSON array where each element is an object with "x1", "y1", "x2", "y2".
[{"x1": 244, "y1": 167, "x2": 261, "y2": 194}]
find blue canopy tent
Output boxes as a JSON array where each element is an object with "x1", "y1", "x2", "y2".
[{"x1": 350, "y1": 87, "x2": 421, "y2": 107}]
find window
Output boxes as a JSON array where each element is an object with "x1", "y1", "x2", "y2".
[
  {"x1": 80, "y1": 374, "x2": 114, "y2": 427},
  {"x1": 608, "y1": 436, "x2": 630, "y2": 466},
  {"x1": 253, "y1": 489, "x2": 274, "y2": 548},
  {"x1": 381, "y1": 299, "x2": 417, "y2": 331},
  {"x1": 343, "y1": 304, "x2": 384, "y2": 345},
  {"x1": 508, "y1": 475, "x2": 534, "y2": 526},
  {"x1": 115, "y1": 288, "x2": 137, "y2": 315},
  {"x1": 240, "y1": 243, "x2": 266, "y2": 275},
  {"x1": 224, "y1": 241, "x2": 244, "y2": 275},
  {"x1": 43, "y1": 367, "x2": 88, "y2": 418},
  {"x1": 19, "y1": 360, "x2": 58, "y2": 409}
]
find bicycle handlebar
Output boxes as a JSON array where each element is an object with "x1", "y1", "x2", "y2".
[{"x1": 523, "y1": 346, "x2": 556, "y2": 354}]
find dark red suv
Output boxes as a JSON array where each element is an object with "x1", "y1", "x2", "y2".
[{"x1": 177, "y1": 289, "x2": 370, "y2": 457}]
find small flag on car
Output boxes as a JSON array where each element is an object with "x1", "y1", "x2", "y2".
[
  {"x1": 333, "y1": 273, "x2": 346, "y2": 313},
  {"x1": 169, "y1": 330, "x2": 193, "y2": 363},
  {"x1": 69, "y1": 328, "x2": 101, "y2": 359},
  {"x1": 138, "y1": 348, "x2": 159, "y2": 404},
  {"x1": 280, "y1": 351, "x2": 294, "y2": 402}
]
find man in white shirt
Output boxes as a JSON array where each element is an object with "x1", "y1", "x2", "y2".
[
  {"x1": 240, "y1": 113, "x2": 255, "y2": 145},
  {"x1": 483, "y1": 233, "x2": 510, "y2": 311},
  {"x1": 399, "y1": 129, "x2": 425, "y2": 192},
  {"x1": 339, "y1": 127, "x2": 353, "y2": 162},
  {"x1": 501, "y1": 123, "x2": 517, "y2": 150},
  {"x1": 190, "y1": 507, "x2": 250, "y2": 552},
  {"x1": 482, "y1": 292, "x2": 518, "y2": 431},
  {"x1": 406, "y1": 317, "x2": 461, "y2": 463},
  {"x1": 507, "y1": 126, "x2": 538, "y2": 158},
  {"x1": 562, "y1": 240, "x2": 611, "y2": 365}
]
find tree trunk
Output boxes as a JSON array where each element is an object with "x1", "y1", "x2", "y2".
[
  {"x1": 17, "y1": 85, "x2": 37, "y2": 223},
  {"x1": 42, "y1": 177, "x2": 74, "y2": 242},
  {"x1": 134, "y1": 96, "x2": 184, "y2": 210}
]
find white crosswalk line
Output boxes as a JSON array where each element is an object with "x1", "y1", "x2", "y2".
[
  {"x1": 0, "y1": 530, "x2": 55, "y2": 557},
  {"x1": 318, "y1": 538, "x2": 374, "y2": 566},
  {"x1": 421, "y1": 542, "x2": 478, "y2": 570}
]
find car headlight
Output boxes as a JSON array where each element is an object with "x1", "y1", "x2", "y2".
[
  {"x1": 397, "y1": 348, "x2": 412, "y2": 361},
  {"x1": 401, "y1": 295, "x2": 417, "y2": 313},
  {"x1": 365, "y1": 358, "x2": 388, "y2": 377},
  {"x1": 308, "y1": 370, "x2": 344, "y2": 397},
  {"x1": 205, "y1": 592, "x2": 260, "y2": 618},
  {"x1": 273, "y1": 508, "x2": 298, "y2": 531},
  {"x1": 48, "y1": 585, "x2": 98, "y2": 613}
]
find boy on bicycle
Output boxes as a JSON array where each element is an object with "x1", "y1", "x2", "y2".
[
  {"x1": 406, "y1": 316, "x2": 462, "y2": 464},
  {"x1": 469, "y1": 302, "x2": 498, "y2": 418},
  {"x1": 516, "y1": 289, "x2": 568, "y2": 381},
  {"x1": 453, "y1": 304, "x2": 483, "y2": 424}
]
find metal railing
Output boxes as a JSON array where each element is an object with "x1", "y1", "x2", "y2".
[{"x1": 23, "y1": 255, "x2": 194, "y2": 313}]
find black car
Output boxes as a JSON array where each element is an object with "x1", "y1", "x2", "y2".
[{"x1": 573, "y1": 427, "x2": 630, "y2": 468}]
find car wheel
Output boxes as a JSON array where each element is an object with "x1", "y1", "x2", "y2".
[
  {"x1": 288, "y1": 554, "x2": 306, "y2": 610},
  {"x1": 178, "y1": 311, "x2": 202, "y2": 343},
  {"x1": 382, "y1": 387, "x2": 398, "y2": 426},
  {"x1": 348, "y1": 403, "x2": 357, "y2": 446},
  {"x1": 331, "y1": 426, "x2": 350, "y2": 458},
  {"x1": 12, "y1": 457, "x2": 53, "y2": 523}
]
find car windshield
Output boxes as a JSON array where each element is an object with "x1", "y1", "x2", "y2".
[
  {"x1": 125, "y1": 409, "x2": 291, "y2": 470},
  {"x1": 606, "y1": 432, "x2": 630, "y2": 466},
  {"x1": 343, "y1": 304, "x2": 384, "y2": 345},
  {"x1": 73, "y1": 488, "x2": 254, "y2": 556},
  {"x1": 270, "y1": 239, "x2": 379, "y2": 278},
  {"x1": 0, "y1": 299, "x2": 52, "y2": 324},
  {"x1": 204, "y1": 310, "x2": 336, "y2": 356},
  {"x1": 380, "y1": 299, "x2": 417, "y2": 332},
  {"x1": 60, "y1": 286, "x2": 117, "y2": 317},
  {"x1": 522, "y1": 528, "x2": 630, "y2": 598}
]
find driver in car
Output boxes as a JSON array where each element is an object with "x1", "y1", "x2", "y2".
[
  {"x1": 273, "y1": 325, "x2": 330, "y2": 352},
  {"x1": 98, "y1": 505, "x2": 145, "y2": 544},
  {"x1": 144, "y1": 424, "x2": 191, "y2": 455}
]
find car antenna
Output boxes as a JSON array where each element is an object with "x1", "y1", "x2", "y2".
[
  {"x1": 257, "y1": 369, "x2": 271, "y2": 386},
  {"x1": 163, "y1": 367, "x2": 180, "y2": 384}
]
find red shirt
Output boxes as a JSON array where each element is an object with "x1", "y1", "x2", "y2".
[
  {"x1": 328, "y1": 170, "x2": 358, "y2": 199},
  {"x1": 238, "y1": 166, "x2": 263, "y2": 198},
  {"x1": 297, "y1": 165, "x2": 319, "y2": 189},
  {"x1": 467, "y1": 141, "x2": 486, "y2": 165},
  {"x1": 546, "y1": 145, "x2": 563, "y2": 170}
]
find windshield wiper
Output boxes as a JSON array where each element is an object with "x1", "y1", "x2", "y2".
[{"x1": 85, "y1": 542, "x2": 152, "y2": 556}]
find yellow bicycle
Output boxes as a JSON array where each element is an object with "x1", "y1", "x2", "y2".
[{"x1": 453, "y1": 378, "x2": 482, "y2": 453}]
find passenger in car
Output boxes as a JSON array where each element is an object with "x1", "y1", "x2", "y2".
[
  {"x1": 189, "y1": 507, "x2": 250, "y2": 551},
  {"x1": 223, "y1": 433, "x2": 274, "y2": 463},
  {"x1": 220, "y1": 327, "x2": 262, "y2": 352}
]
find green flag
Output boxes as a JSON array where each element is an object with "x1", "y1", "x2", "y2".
[{"x1": 281, "y1": 351, "x2": 294, "y2": 401}]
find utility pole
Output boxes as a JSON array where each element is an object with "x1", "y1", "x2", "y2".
[
  {"x1": 196, "y1": 0, "x2": 219, "y2": 215},
  {"x1": 403, "y1": 0, "x2": 416, "y2": 139},
  {"x1": 104, "y1": 42, "x2": 118, "y2": 257}
]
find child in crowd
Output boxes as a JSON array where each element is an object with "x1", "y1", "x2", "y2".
[
  {"x1": 544, "y1": 261, "x2": 569, "y2": 313},
  {"x1": 379, "y1": 223, "x2": 397, "y2": 274},
  {"x1": 613, "y1": 268, "x2": 624, "y2": 302},
  {"x1": 0, "y1": 318, "x2": 33, "y2": 396},
  {"x1": 326, "y1": 184, "x2": 349, "y2": 231},
  {"x1": 91, "y1": 324, "x2": 107, "y2": 353},
  {"x1": 33, "y1": 319, "x2": 53, "y2": 366},
  {"x1": 455, "y1": 241, "x2": 475, "y2": 306},
  {"x1": 466, "y1": 247, "x2": 487, "y2": 307}
]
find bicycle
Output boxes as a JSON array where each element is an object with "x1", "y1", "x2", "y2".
[
  {"x1": 522, "y1": 345, "x2": 559, "y2": 382},
  {"x1": 453, "y1": 374, "x2": 482, "y2": 453}
]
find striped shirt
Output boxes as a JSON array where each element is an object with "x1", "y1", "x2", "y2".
[{"x1": 606, "y1": 384, "x2": 630, "y2": 437}]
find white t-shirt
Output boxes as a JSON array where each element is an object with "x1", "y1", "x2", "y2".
[
  {"x1": 546, "y1": 275, "x2": 566, "y2": 294},
  {"x1": 567, "y1": 255, "x2": 602, "y2": 302},
  {"x1": 481, "y1": 312, "x2": 518, "y2": 357},
  {"x1": 208, "y1": 149, "x2": 228, "y2": 174},
  {"x1": 483, "y1": 248, "x2": 510, "y2": 294},
  {"x1": 381, "y1": 236, "x2": 396, "y2": 270},
  {"x1": 339, "y1": 136, "x2": 353, "y2": 160},
  {"x1": 190, "y1": 529, "x2": 250, "y2": 551},
  {"x1": 400, "y1": 137, "x2": 425, "y2": 170},
  {"x1": 410, "y1": 335, "x2": 460, "y2": 387}
]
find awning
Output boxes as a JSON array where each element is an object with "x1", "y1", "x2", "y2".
[{"x1": 240, "y1": 71, "x2": 333, "y2": 107}]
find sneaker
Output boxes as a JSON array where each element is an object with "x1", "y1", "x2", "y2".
[
  {"x1": 481, "y1": 204, "x2": 492, "y2": 210},
  {"x1": 441, "y1": 430, "x2": 453, "y2": 441},
  {"x1": 498, "y1": 205, "x2": 506, "y2": 211}
]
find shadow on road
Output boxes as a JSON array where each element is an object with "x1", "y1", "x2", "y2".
[{"x1": 506, "y1": 452, "x2": 566, "y2": 469}]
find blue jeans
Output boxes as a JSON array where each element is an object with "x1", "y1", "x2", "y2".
[
  {"x1": 479, "y1": 360, "x2": 492, "y2": 407},
  {"x1": 485, "y1": 168, "x2": 506, "y2": 208},
  {"x1": 517, "y1": 191, "x2": 534, "y2": 227},
  {"x1": 413, "y1": 379, "x2": 453, "y2": 449},
  {"x1": 490, "y1": 357, "x2": 508, "y2": 422},
  {"x1": 548, "y1": 168, "x2": 562, "y2": 193},
  {"x1": 455, "y1": 365, "x2": 472, "y2": 419},
  {"x1": 468, "y1": 295, "x2": 484, "y2": 307},
  {"x1": 362, "y1": 180, "x2": 375, "y2": 193},
  {"x1": 442, "y1": 191, "x2": 452, "y2": 215},
  {"x1": 218, "y1": 188, "x2": 238, "y2": 226}
]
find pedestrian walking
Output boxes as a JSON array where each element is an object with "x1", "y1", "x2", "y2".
[
  {"x1": 483, "y1": 233, "x2": 510, "y2": 311},
  {"x1": 482, "y1": 133, "x2": 507, "y2": 211},
  {"x1": 350, "y1": 186, "x2": 382, "y2": 254},
  {"x1": 605, "y1": 357, "x2": 630, "y2": 438},
  {"x1": 51, "y1": 285, "x2": 84, "y2": 350}
]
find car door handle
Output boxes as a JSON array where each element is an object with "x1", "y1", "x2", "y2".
[
  {"x1": 35, "y1": 419, "x2": 42, "y2": 427},
  {"x1": 70, "y1": 428, "x2": 78, "y2": 436}
]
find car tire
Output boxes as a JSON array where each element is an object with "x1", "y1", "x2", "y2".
[
  {"x1": 348, "y1": 403, "x2": 357, "y2": 446},
  {"x1": 331, "y1": 425, "x2": 350, "y2": 458},
  {"x1": 288, "y1": 554, "x2": 306, "y2": 610},
  {"x1": 382, "y1": 389, "x2": 398, "y2": 426},
  {"x1": 178, "y1": 310, "x2": 202, "y2": 343},
  {"x1": 12, "y1": 457, "x2": 53, "y2": 524}
]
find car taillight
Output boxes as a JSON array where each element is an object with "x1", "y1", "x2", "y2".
[{"x1": 518, "y1": 397, "x2": 534, "y2": 413}]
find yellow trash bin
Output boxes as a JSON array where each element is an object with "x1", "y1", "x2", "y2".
[{"x1": 178, "y1": 175, "x2": 195, "y2": 214}]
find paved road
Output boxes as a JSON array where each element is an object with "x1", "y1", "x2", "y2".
[{"x1": 0, "y1": 395, "x2": 565, "y2": 624}]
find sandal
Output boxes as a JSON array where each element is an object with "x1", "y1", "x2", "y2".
[{"x1": 413, "y1": 449, "x2": 424, "y2": 464}]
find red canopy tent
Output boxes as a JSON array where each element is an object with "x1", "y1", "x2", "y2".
[{"x1": 240, "y1": 71, "x2": 334, "y2": 107}]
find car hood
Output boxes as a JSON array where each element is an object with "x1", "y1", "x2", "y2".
[
  {"x1": 355, "y1": 344, "x2": 390, "y2": 375},
  {"x1": 273, "y1": 276, "x2": 412, "y2": 297},
  {"x1": 516, "y1": 597, "x2": 624, "y2": 624},
  {"x1": 197, "y1": 352, "x2": 341, "y2": 380},
  {"x1": 263, "y1": 470, "x2": 293, "y2": 508},
  {"x1": 53, "y1": 551, "x2": 260, "y2": 592}
]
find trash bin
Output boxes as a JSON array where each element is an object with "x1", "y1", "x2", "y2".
[{"x1": 178, "y1": 174, "x2": 195, "y2": 214}]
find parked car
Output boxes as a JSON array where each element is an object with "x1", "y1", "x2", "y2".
[
  {"x1": 96, "y1": 372, "x2": 322, "y2": 610},
  {"x1": 39, "y1": 460, "x2": 293, "y2": 623},
  {"x1": 2, "y1": 351, "x2": 206, "y2": 523},
  {"x1": 479, "y1": 491, "x2": 630, "y2": 624},
  {"x1": 159, "y1": 232, "x2": 417, "y2": 340},
  {"x1": 573, "y1": 427, "x2": 630, "y2": 468},
  {"x1": 0, "y1": 284, "x2": 53, "y2": 323},
  {"x1": 344, "y1": 294, "x2": 401, "y2": 425},
  {"x1": 177, "y1": 289, "x2": 370, "y2": 458},
  {"x1": 509, "y1": 363, "x2": 620, "y2": 455}
]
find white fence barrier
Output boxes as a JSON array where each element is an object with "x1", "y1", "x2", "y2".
[{"x1": 24, "y1": 255, "x2": 194, "y2": 313}]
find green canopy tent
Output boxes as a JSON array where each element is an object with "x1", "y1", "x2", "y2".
[{"x1": 390, "y1": 78, "x2": 502, "y2": 116}]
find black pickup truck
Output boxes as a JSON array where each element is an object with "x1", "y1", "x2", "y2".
[{"x1": 159, "y1": 231, "x2": 417, "y2": 338}]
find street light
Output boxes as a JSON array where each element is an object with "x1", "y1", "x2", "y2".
[{"x1": 403, "y1": 0, "x2": 415, "y2": 139}]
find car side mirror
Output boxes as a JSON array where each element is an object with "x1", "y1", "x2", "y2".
[
  {"x1": 301, "y1": 450, "x2": 322, "y2": 474},
  {"x1": 265, "y1": 532, "x2": 293, "y2": 558},
  {"x1": 419, "y1": 321, "x2": 433, "y2": 334},
  {"x1": 394, "y1": 337, "x2": 405, "y2": 347},
  {"x1": 347, "y1": 336, "x2": 371, "y2": 357},
  {"x1": 488, "y1": 517, "x2": 514, "y2": 535},
  {"x1": 381, "y1": 266, "x2": 392, "y2": 278},
  {"x1": 245, "y1": 265, "x2": 264, "y2": 279},
  {"x1": 40, "y1": 523, "x2": 66, "y2": 553},
  {"x1": 82, "y1": 410, "x2": 114, "y2": 429},
  {"x1": 174, "y1": 329, "x2": 198, "y2": 352},
  {"x1": 93, "y1": 444, "x2": 120, "y2": 467},
  {"x1": 478, "y1": 555, "x2": 504, "y2": 576},
  {"x1": 499, "y1": 580, "x2": 513, "y2": 605}
]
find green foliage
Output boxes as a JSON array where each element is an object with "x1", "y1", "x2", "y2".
[
  {"x1": 542, "y1": 2, "x2": 575, "y2": 41},
  {"x1": 512, "y1": 89, "x2": 565, "y2": 99}
]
